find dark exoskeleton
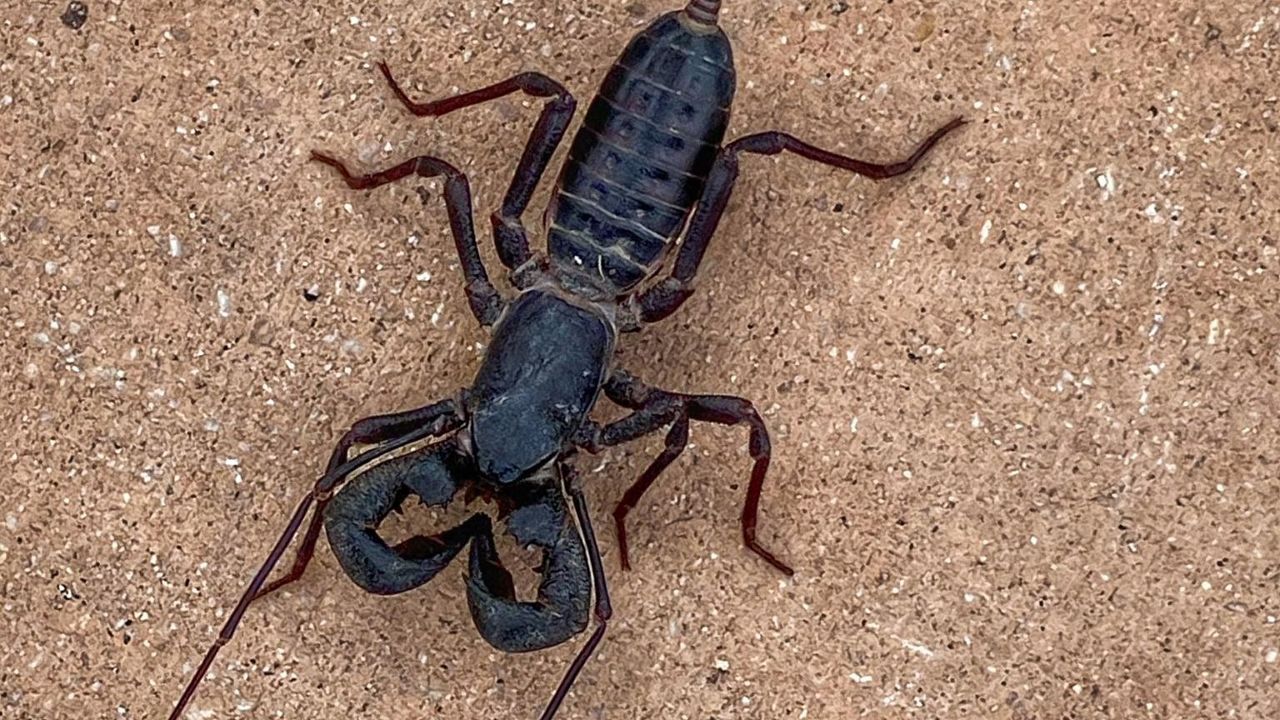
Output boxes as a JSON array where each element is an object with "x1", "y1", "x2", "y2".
[{"x1": 168, "y1": 2, "x2": 964, "y2": 718}]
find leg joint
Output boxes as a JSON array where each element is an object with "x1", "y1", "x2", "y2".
[
  {"x1": 726, "y1": 132, "x2": 786, "y2": 157},
  {"x1": 515, "y1": 71, "x2": 570, "y2": 98}
]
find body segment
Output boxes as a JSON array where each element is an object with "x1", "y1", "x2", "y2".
[
  {"x1": 547, "y1": 10, "x2": 735, "y2": 296},
  {"x1": 466, "y1": 288, "x2": 615, "y2": 484}
]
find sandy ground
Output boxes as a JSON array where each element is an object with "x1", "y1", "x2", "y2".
[{"x1": 2, "y1": 1, "x2": 1278, "y2": 718}]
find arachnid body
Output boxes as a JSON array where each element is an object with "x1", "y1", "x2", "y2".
[{"x1": 168, "y1": 2, "x2": 963, "y2": 717}]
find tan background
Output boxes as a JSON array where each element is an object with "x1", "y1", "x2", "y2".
[{"x1": 2, "y1": 0, "x2": 1278, "y2": 718}]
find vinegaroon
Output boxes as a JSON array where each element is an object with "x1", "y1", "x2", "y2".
[{"x1": 167, "y1": 1, "x2": 963, "y2": 717}]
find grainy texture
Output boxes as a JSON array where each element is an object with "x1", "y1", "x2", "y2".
[{"x1": 2, "y1": 1, "x2": 1278, "y2": 719}]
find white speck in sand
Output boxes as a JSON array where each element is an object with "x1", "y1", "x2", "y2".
[
  {"x1": 1265, "y1": 648, "x2": 1277, "y2": 664},
  {"x1": 899, "y1": 638, "x2": 934, "y2": 658},
  {"x1": 43, "y1": 261, "x2": 58, "y2": 275},
  {"x1": 1096, "y1": 169, "x2": 1116, "y2": 200},
  {"x1": 1052, "y1": 280, "x2": 1066, "y2": 295},
  {"x1": 970, "y1": 413, "x2": 982, "y2": 428},
  {"x1": 979, "y1": 219, "x2": 992, "y2": 244},
  {"x1": 216, "y1": 289, "x2": 232, "y2": 317},
  {"x1": 168, "y1": 235, "x2": 183, "y2": 257},
  {"x1": 714, "y1": 658, "x2": 730, "y2": 671},
  {"x1": 850, "y1": 671, "x2": 873, "y2": 683},
  {"x1": 1207, "y1": 318, "x2": 1221, "y2": 345},
  {"x1": 850, "y1": 416, "x2": 859, "y2": 433}
]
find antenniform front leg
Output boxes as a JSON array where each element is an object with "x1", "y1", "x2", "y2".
[
  {"x1": 166, "y1": 403, "x2": 462, "y2": 720},
  {"x1": 254, "y1": 398, "x2": 463, "y2": 601},
  {"x1": 324, "y1": 435, "x2": 484, "y2": 595}
]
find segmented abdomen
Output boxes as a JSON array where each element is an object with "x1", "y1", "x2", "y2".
[{"x1": 547, "y1": 11, "x2": 735, "y2": 296}]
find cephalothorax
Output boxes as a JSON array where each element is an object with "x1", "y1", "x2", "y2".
[{"x1": 168, "y1": 2, "x2": 963, "y2": 717}]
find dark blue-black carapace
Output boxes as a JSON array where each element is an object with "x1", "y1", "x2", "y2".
[{"x1": 169, "y1": 1, "x2": 964, "y2": 718}]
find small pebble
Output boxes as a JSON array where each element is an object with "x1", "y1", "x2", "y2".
[{"x1": 60, "y1": 1, "x2": 88, "y2": 30}]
